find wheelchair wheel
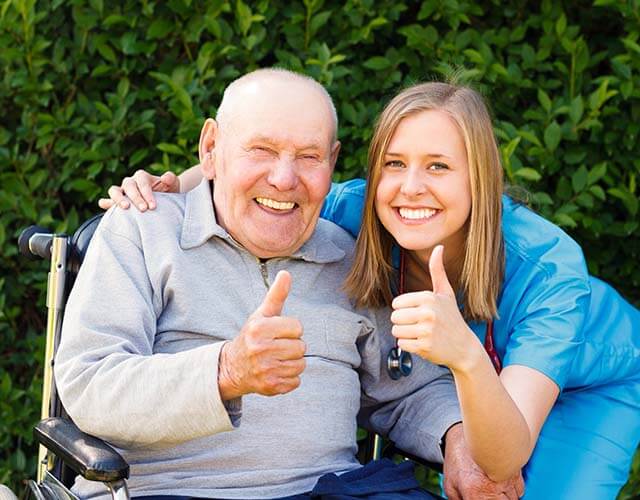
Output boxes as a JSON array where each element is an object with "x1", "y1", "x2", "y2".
[{"x1": 0, "y1": 485, "x2": 18, "y2": 500}]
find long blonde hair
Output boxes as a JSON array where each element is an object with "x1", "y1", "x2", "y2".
[{"x1": 344, "y1": 82, "x2": 504, "y2": 322}]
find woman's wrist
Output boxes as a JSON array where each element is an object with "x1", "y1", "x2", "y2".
[{"x1": 450, "y1": 331, "x2": 489, "y2": 378}]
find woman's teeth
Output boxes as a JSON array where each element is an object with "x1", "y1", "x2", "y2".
[
  {"x1": 256, "y1": 197, "x2": 295, "y2": 210},
  {"x1": 399, "y1": 207, "x2": 437, "y2": 220}
]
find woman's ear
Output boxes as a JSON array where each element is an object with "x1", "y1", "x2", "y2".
[{"x1": 199, "y1": 118, "x2": 218, "y2": 180}]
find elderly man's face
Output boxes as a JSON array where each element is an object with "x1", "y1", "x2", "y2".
[{"x1": 202, "y1": 80, "x2": 339, "y2": 258}]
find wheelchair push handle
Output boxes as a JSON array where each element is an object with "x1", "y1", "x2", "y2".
[{"x1": 19, "y1": 225, "x2": 54, "y2": 260}]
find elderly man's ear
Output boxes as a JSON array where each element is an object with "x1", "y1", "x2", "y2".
[{"x1": 199, "y1": 118, "x2": 218, "y2": 180}]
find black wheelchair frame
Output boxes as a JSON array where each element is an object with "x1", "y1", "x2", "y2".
[{"x1": 14, "y1": 215, "x2": 441, "y2": 500}]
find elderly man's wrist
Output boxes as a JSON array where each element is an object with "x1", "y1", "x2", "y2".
[
  {"x1": 218, "y1": 342, "x2": 242, "y2": 401},
  {"x1": 441, "y1": 421, "x2": 463, "y2": 457}
]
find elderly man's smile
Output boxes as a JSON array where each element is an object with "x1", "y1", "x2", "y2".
[{"x1": 255, "y1": 196, "x2": 297, "y2": 212}]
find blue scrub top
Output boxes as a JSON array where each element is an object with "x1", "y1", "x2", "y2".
[{"x1": 321, "y1": 179, "x2": 640, "y2": 391}]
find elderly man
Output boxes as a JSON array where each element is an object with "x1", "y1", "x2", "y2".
[{"x1": 55, "y1": 69, "x2": 462, "y2": 499}]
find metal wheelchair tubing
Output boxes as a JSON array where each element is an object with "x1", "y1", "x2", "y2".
[{"x1": 39, "y1": 235, "x2": 69, "y2": 482}]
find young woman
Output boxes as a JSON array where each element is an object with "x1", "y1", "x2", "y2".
[{"x1": 102, "y1": 82, "x2": 640, "y2": 499}]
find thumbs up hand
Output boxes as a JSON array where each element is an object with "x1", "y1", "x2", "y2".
[
  {"x1": 390, "y1": 246, "x2": 482, "y2": 371},
  {"x1": 218, "y1": 270, "x2": 306, "y2": 400}
]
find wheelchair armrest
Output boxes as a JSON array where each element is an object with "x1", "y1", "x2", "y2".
[
  {"x1": 384, "y1": 443, "x2": 443, "y2": 473},
  {"x1": 34, "y1": 417, "x2": 129, "y2": 482}
]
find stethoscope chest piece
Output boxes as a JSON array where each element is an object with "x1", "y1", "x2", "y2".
[{"x1": 387, "y1": 347, "x2": 413, "y2": 380}]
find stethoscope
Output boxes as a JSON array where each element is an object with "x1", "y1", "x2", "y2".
[{"x1": 387, "y1": 250, "x2": 413, "y2": 380}]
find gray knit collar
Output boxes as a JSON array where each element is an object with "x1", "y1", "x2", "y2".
[{"x1": 180, "y1": 179, "x2": 345, "y2": 264}]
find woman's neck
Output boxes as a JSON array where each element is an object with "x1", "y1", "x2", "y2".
[{"x1": 403, "y1": 243, "x2": 466, "y2": 294}]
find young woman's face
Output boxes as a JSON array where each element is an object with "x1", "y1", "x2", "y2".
[{"x1": 374, "y1": 110, "x2": 472, "y2": 260}]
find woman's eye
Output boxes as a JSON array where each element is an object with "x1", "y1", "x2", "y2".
[
  {"x1": 429, "y1": 162, "x2": 449, "y2": 171},
  {"x1": 384, "y1": 160, "x2": 405, "y2": 169}
]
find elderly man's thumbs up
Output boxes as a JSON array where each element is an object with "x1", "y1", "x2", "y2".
[
  {"x1": 218, "y1": 271, "x2": 306, "y2": 400},
  {"x1": 256, "y1": 270, "x2": 291, "y2": 317}
]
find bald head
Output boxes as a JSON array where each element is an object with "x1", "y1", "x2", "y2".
[{"x1": 216, "y1": 68, "x2": 338, "y2": 142}]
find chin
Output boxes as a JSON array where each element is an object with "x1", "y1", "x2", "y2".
[{"x1": 392, "y1": 234, "x2": 436, "y2": 252}]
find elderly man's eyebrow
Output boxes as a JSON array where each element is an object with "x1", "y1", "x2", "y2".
[{"x1": 248, "y1": 135, "x2": 325, "y2": 152}]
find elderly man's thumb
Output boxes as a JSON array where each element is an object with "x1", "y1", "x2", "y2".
[{"x1": 257, "y1": 270, "x2": 291, "y2": 317}]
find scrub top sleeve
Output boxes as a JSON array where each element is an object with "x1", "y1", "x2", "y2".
[
  {"x1": 501, "y1": 275, "x2": 590, "y2": 391},
  {"x1": 320, "y1": 179, "x2": 367, "y2": 238}
]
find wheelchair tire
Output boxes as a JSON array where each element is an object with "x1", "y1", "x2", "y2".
[{"x1": 0, "y1": 485, "x2": 18, "y2": 500}]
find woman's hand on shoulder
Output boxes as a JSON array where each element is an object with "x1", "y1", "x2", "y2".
[
  {"x1": 390, "y1": 245, "x2": 484, "y2": 372},
  {"x1": 98, "y1": 170, "x2": 180, "y2": 212}
]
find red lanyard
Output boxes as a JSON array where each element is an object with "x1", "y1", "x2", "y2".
[
  {"x1": 399, "y1": 249, "x2": 502, "y2": 374},
  {"x1": 484, "y1": 321, "x2": 502, "y2": 373}
]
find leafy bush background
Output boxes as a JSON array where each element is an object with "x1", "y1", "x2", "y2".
[{"x1": 1, "y1": 0, "x2": 638, "y2": 495}]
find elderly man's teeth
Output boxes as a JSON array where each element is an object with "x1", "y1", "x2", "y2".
[
  {"x1": 399, "y1": 208, "x2": 437, "y2": 220},
  {"x1": 256, "y1": 197, "x2": 296, "y2": 210}
]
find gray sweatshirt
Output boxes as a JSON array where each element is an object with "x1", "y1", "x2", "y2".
[{"x1": 55, "y1": 180, "x2": 461, "y2": 499}]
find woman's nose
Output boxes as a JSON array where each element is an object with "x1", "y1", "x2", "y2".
[{"x1": 400, "y1": 168, "x2": 427, "y2": 197}]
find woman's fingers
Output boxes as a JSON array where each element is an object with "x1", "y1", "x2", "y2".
[
  {"x1": 390, "y1": 305, "x2": 434, "y2": 325},
  {"x1": 392, "y1": 324, "x2": 429, "y2": 339},
  {"x1": 122, "y1": 174, "x2": 152, "y2": 211},
  {"x1": 98, "y1": 198, "x2": 115, "y2": 210},
  {"x1": 157, "y1": 171, "x2": 180, "y2": 192},
  {"x1": 105, "y1": 185, "x2": 130, "y2": 209}
]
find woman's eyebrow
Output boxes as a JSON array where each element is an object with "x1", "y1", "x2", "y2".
[{"x1": 385, "y1": 151, "x2": 451, "y2": 159}]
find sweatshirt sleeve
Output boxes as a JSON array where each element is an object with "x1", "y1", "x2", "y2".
[
  {"x1": 54, "y1": 213, "x2": 235, "y2": 449},
  {"x1": 320, "y1": 179, "x2": 367, "y2": 238},
  {"x1": 357, "y1": 307, "x2": 461, "y2": 464}
]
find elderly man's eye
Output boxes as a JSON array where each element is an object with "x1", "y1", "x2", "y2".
[
  {"x1": 249, "y1": 146, "x2": 276, "y2": 156},
  {"x1": 300, "y1": 154, "x2": 320, "y2": 162}
]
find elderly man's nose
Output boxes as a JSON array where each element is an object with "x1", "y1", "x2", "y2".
[{"x1": 268, "y1": 159, "x2": 298, "y2": 190}]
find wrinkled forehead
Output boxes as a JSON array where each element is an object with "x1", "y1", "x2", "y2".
[{"x1": 220, "y1": 80, "x2": 336, "y2": 150}]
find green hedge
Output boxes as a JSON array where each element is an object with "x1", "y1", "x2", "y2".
[{"x1": 1, "y1": 0, "x2": 638, "y2": 495}]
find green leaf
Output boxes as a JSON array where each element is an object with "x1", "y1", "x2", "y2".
[
  {"x1": 502, "y1": 136, "x2": 521, "y2": 161},
  {"x1": 622, "y1": 37, "x2": 640, "y2": 56},
  {"x1": 576, "y1": 192, "x2": 594, "y2": 208},
  {"x1": 589, "y1": 185, "x2": 605, "y2": 201},
  {"x1": 608, "y1": 187, "x2": 639, "y2": 216},
  {"x1": 537, "y1": 89, "x2": 552, "y2": 113},
  {"x1": 571, "y1": 165, "x2": 588, "y2": 193},
  {"x1": 236, "y1": 0, "x2": 252, "y2": 36},
  {"x1": 310, "y1": 11, "x2": 332, "y2": 36},
  {"x1": 588, "y1": 162, "x2": 607, "y2": 185},
  {"x1": 147, "y1": 18, "x2": 174, "y2": 40},
  {"x1": 555, "y1": 13, "x2": 566, "y2": 36},
  {"x1": 96, "y1": 41, "x2": 116, "y2": 62},
  {"x1": 514, "y1": 168, "x2": 542, "y2": 181},
  {"x1": 130, "y1": 149, "x2": 149, "y2": 167},
  {"x1": 363, "y1": 56, "x2": 390, "y2": 70},
  {"x1": 157, "y1": 143, "x2": 184, "y2": 155},
  {"x1": 518, "y1": 130, "x2": 541, "y2": 147},
  {"x1": 554, "y1": 213, "x2": 577, "y2": 228},
  {"x1": 569, "y1": 96, "x2": 583, "y2": 123},
  {"x1": 544, "y1": 121, "x2": 562, "y2": 152},
  {"x1": 533, "y1": 192, "x2": 553, "y2": 205}
]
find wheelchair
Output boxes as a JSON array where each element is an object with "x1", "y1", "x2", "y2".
[{"x1": 7, "y1": 216, "x2": 441, "y2": 500}]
